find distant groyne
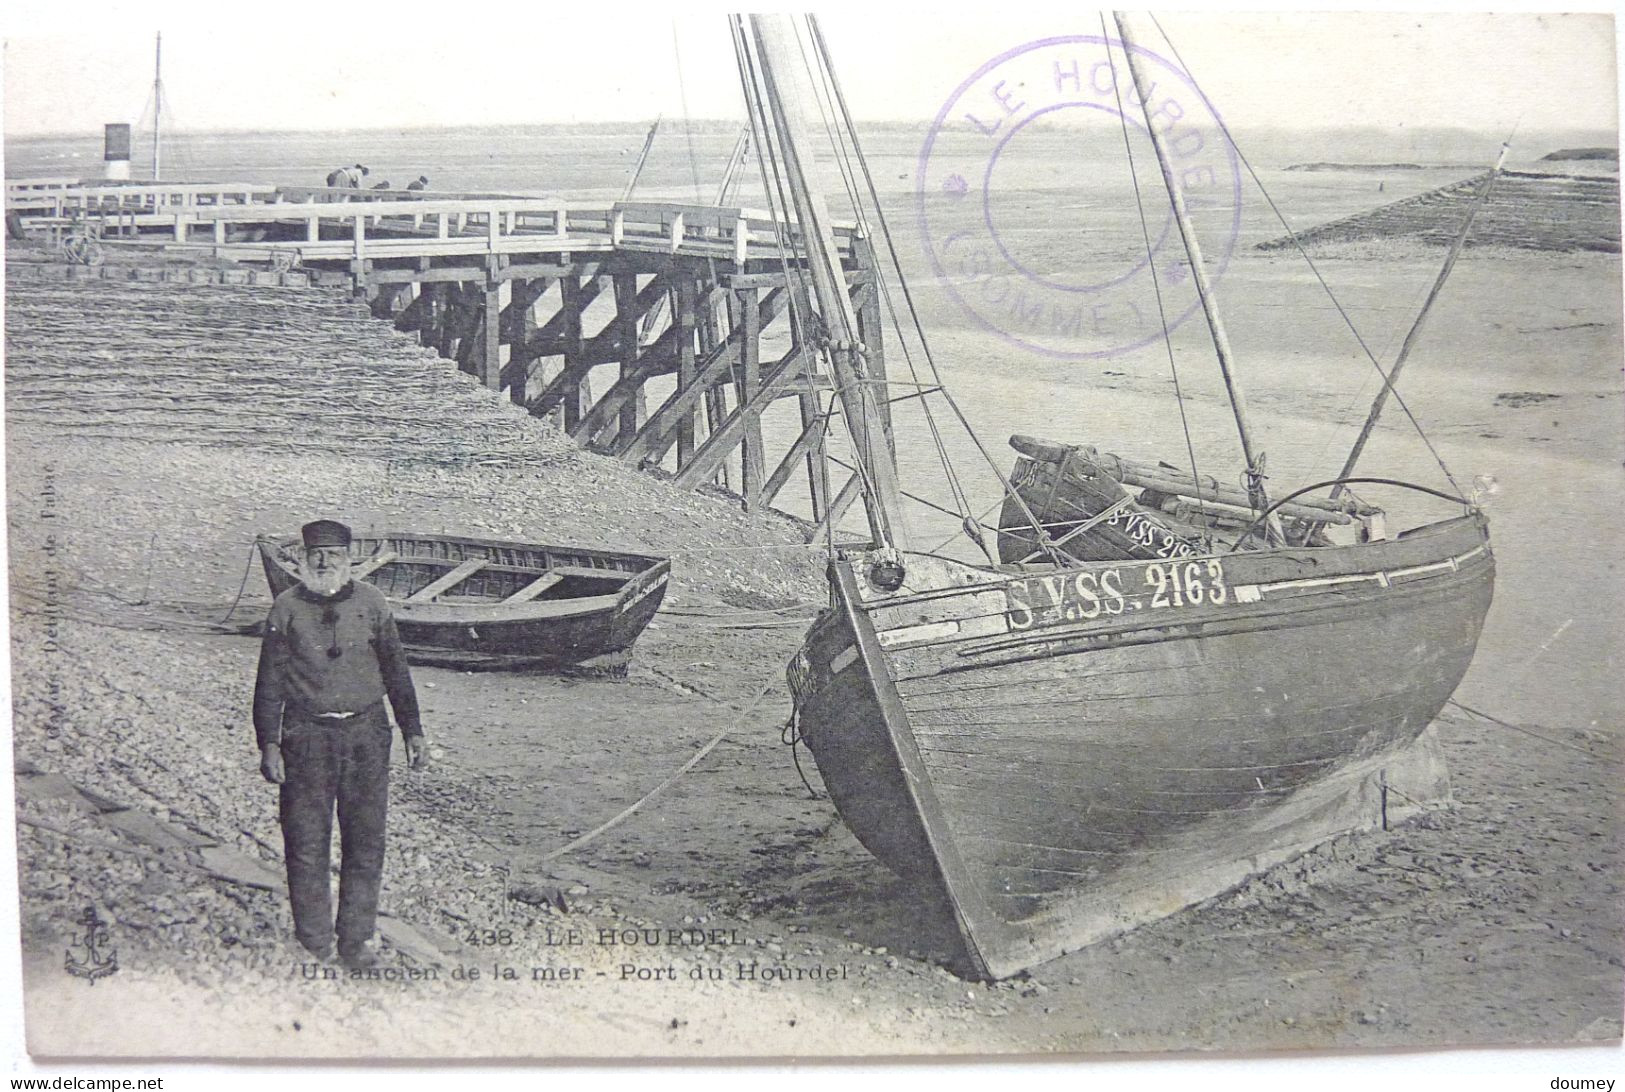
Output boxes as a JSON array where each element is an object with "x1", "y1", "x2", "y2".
[{"x1": 1258, "y1": 169, "x2": 1620, "y2": 253}]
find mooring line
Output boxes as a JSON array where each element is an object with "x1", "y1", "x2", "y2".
[
  {"x1": 539, "y1": 674, "x2": 782, "y2": 863},
  {"x1": 656, "y1": 599, "x2": 821, "y2": 629},
  {"x1": 1446, "y1": 699, "x2": 1602, "y2": 757},
  {"x1": 659, "y1": 600, "x2": 819, "y2": 618},
  {"x1": 218, "y1": 538, "x2": 261, "y2": 625},
  {"x1": 657, "y1": 616, "x2": 811, "y2": 630}
]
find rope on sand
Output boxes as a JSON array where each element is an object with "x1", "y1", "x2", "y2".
[
  {"x1": 218, "y1": 538, "x2": 262, "y2": 626},
  {"x1": 1446, "y1": 699, "x2": 1603, "y2": 757},
  {"x1": 660, "y1": 600, "x2": 819, "y2": 618},
  {"x1": 655, "y1": 598, "x2": 822, "y2": 630},
  {"x1": 539, "y1": 674, "x2": 782, "y2": 863},
  {"x1": 658, "y1": 615, "x2": 813, "y2": 630}
]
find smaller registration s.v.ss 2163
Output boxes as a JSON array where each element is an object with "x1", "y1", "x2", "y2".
[
  {"x1": 1103, "y1": 508, "x2": 1202, "y2": 560},
  {"x1": 1005, "y1": 557, "x2": 1231, "y2": 631}
]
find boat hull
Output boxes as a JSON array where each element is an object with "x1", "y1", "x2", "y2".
[
  {"x1": 789, "y1": 513, "x2": 1493, "y2": 978},
  {"x1": 258, "y1": 532, "x2": 669, "y2": 673}
]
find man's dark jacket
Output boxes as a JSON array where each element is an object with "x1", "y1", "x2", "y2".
[{"x1": 252, "y1": 581, "x2": 422, "y2": 748}]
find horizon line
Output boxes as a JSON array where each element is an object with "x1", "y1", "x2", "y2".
[{"x1": 5, "y1": 119, "x2": 1620, "y2": 143}]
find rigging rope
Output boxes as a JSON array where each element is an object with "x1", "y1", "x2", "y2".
[
  {"x1": 791, "y1": 32, "x2": 897, "y2": 549},
  {"x1": 928, "y1": 495, "x2": 1009, "y2": 555},
  {"x1": 797, "y1": 22, "x2": 930, "y2": 483},
  {"x1": 1223, "y1": 476, "x2": 1470, "y2": 552},
  {"x1": 738, "y1": 18, "x2": 852, "y2": 552},
  {"x1": 733, "y1": 15, "x2": 839, "y2": 549},
  {"x1": 780, "y1": 711, "x2": 825, "y2": 799},
  {"x1": 1014, "y1": 495, "x2": 1138, "y2": 565},
  {"x1": 803, "y1": 15, "x2": 1065, "y2": 564},
  {"x1": 670, "y1": 21, "x2": 707, "y2": 204},
  {"x1": 732, "y1": 17, "x2": 811, "y2": 348},
  {"x1": 1147, "y1": 14, "x2": 1467, "y2": 502},
  {"x1": 823, "y1": 453, "x2": 1005, "y2": 531},
  {"x1": 736, "y1": 16, "x2": 890, "y2": 550},
  {"x1": 795, "y1": 20, "x2": 869, "y2": 240},
  {"x1": 1100, "y1": 16, "x2": 1216, "y2": 544},
  {"x1": 802, "y1": 17, "x2": 977, "y2": 536}
]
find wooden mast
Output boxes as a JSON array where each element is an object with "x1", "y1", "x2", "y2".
[
  {"x1": 619, "y1": 117, "x2": 661, "y2": 202},
  {"x1": 1330, "y1": 143, "x2": 1509, "y2": 499},
  {"x1": 638, "y1": 126, "x2": 750, "y2": 346},
  {"x1": 717, "y1": 126, "x2": 751, "y2": 204},
  {"x1": 747, "y1": 14, "x2": 910, "y2": 550},
  {"x1": 1112, "y1": 12, "x2": 1273, "y2": 522},
  {"x1": 152, "y1": 33, "x2": 162, "y2": 181}
]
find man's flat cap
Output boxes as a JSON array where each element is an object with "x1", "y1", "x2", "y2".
[{"x1": 301, "y1": 519, "x2": 353, "y2": 549}]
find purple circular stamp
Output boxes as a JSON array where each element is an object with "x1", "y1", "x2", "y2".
[{"x1": 917, "y1": 35, "x2": 1243, "y2": 360}]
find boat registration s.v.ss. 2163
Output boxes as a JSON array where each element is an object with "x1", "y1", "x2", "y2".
[
  {"x1": 1103, "y1": 509, "x2": 1203, "y2": 559},
  {"x1": 1004, "y1": 558, "x2": 1232, "y2": 630}
]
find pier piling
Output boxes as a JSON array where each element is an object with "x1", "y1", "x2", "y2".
[{"x1": 6, "y1": 179, "x2": 887, "y2": 532}]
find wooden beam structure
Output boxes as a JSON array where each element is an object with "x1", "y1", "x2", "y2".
[
  {"x1": 614, "y1": 273, "x2": 644, "y2": 448},
  {"x1": 8, "y1": 178, "x2": 888, "y2": 535},
  {"x1": 365, "y1": 253, "x2": 876, "y2": 537},
  {"x1": 734, "y1": 286, "x2": 765, "y2": 507}
]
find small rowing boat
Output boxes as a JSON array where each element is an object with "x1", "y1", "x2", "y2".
[{"x1": 257, "y1": 530, "x2": 670, "y2": 673}]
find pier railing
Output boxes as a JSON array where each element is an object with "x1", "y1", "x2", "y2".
[
  {"x1": 7, "y1": 181, "x2": 280, "y2": 214},
  {"x1": 5, "y1": 176, "x2": 98, "y2": 200},
  {"x1": 6, "y1": 178, "x2": 855, "y2": 266}
]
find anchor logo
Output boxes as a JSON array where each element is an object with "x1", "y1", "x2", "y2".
[{"x1": 64, "y1": 904, "x2": 119, "y2": 985}]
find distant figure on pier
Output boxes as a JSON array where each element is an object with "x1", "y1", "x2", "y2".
[
  {"x1": 407, "y1": 175, "x2": 430, "y2": 192},
  {"x1": 324, "y1": 164, "x2": 369, "y2": 189},
  {"x1": 371, "y1": 181, "x2": 391, "y2": 190}
]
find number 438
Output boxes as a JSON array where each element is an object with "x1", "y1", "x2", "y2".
[{"x1": 465, "y1": 927, "x2": 515, "y2": 946}]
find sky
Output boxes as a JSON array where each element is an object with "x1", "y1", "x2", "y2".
[{"x1": 0, "y1": 5, "x2": 1619, "y2": 139}]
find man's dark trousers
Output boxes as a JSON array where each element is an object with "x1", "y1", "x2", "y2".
[{"x1": 279, "y1": 704, "x2": 391, "y2": 956}]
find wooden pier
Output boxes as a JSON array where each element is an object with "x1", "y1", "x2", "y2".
[{"x1": 7, "y1": 178, "x2": 890, "y2": 528}]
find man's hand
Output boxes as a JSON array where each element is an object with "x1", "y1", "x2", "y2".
[
  {"x1": 405, "y1": 736, "x2": 431, "y2": 772},
  {"x1": 260, "y1": 743, "x2": 285, "y2": 784}
]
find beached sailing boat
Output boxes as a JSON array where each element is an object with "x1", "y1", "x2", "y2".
[{"x1": 744, "y1": 14, "x2": 1494, "y2": 980}]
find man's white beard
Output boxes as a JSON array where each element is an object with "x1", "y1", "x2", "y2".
[{"x1": 301, "y1": 563, "x2": 351, "y2": 597}]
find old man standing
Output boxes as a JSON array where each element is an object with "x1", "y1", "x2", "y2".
[{"x1": 253, "y1": 519, "x2": 428, "y2": 969}]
